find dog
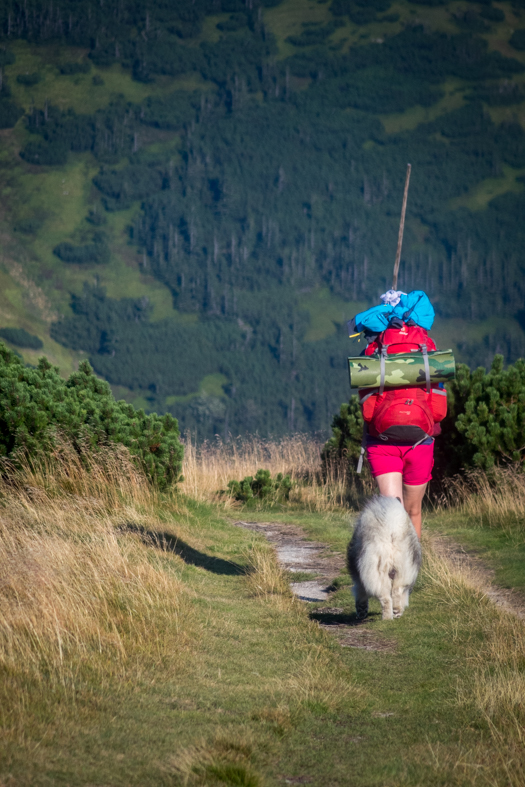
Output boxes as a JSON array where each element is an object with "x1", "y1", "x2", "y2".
[{"x1": 347, "y1": 496, "x2": 422, "y2": 621}]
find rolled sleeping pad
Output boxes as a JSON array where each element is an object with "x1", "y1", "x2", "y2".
[{"x1": 348, "y1": 349, "x2": 455, "y2": 390}]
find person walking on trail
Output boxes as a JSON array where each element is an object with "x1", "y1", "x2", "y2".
[{"x1": 349, "y1": 289, "x2": 451, "y2": 540}]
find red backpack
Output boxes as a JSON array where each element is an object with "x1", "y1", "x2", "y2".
[
  {"x1": 364, "y1": 323, "x2": 436, "y2": 357},
  {"x1": 358, "y1": 323, "x2": 446, "y2": 445}
]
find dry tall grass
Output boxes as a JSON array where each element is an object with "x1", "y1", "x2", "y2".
[
  {"x1": 244, "y1": 542, "x2": 292, "y2": 601},
  {"x1": 0, "y1": 442, "x2": 190, "y2": 738},
  {"x1": 438, "y1": 467, "x2": 525, "y2": 532},
  {"x1": 180, "y1": 432, "x2": 372, "y2": 511},
  {"x1": 423, "y1": 538, "x2": 525, "y2": 785}
]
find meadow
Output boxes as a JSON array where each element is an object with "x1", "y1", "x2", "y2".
[{"x1": 1, "y1": 435, "x2": 524, "y2": 786}]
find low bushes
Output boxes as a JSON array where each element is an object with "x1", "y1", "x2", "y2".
[
  {"x1": 225, "y1": 469, "x2": 292, "y2": 504},
  {"x1": 0, "y1": 342, "x2": 183, "y2": 488}
]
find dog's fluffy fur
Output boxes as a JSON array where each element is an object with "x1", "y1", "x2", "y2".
[{"x1": 347, "y1": 496, "x2": 422, "y2": 621}]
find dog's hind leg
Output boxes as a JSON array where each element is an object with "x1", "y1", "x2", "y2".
[
  {"x1": 379, "y1": 595, "x2": 394, "y2": 620},
  {"x1": 392, "y1": 585, "x2": 404, "y2": 618},
  {"x1": 353, "y1": 581, "x2": 369, "y2": 620}
]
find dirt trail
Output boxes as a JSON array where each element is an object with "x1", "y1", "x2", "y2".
[
  {"x1": 234, "y1": 520, "x2": 396, "y2": 652},
  {"x1": 234, "y1": 519, "x2": 525, "y2": 648},
  {"x1": 234, "y1": 520, "x2": 344, "y2": 602},
  {"x1": 429, "y1": 532, "x2": 525, "y2": 621}
]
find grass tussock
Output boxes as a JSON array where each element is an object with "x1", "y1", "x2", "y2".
[
  {"x1": 243, "y1": 542, "x2": 292, "y2": 601},
  {"x1": 169, "y1": 730, "x2": 264, "y2": 787},
  {"x1": 180, "y1": 433, "x2": 373, "y2": 512},
  {"x1": 281, "y1": 646, "x2": 355, "y2": 714},
  {"x1": 467, "y1": 611, "x2": 525, "y2": 732},
  {"x1": 438, "y1": 467, "x2": 525, "y2": 532},
  {"x1": 0, "y1": 442, "x2": 191, "y2": 738}
]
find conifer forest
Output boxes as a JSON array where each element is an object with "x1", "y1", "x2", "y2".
[{"x1": 2, "y1": 0, "x2": 525, "y2": 440}]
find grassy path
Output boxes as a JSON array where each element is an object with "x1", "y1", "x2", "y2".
[
  {"x1": 424, "y1": 510, "x2": 525, "y2": 597},
  {"x1": 2, "y1": 491, "x2": 524, "y2": 786},
  {"x1": 429, "y1": 531, "x2": 525, "y2": 621}
]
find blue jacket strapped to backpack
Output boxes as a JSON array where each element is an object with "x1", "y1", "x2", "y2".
[{"x1": 351, "y1": 291, "x2": 435, "y2": 334}]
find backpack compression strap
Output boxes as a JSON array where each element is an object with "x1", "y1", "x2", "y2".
[
  {"x1": 379, "y1": 346, "x2": 387, "y2": 394},
  {"x1": 379, "y1": 343, "x2": 431, "y2": 394},
  {"x1": 357, "y1": 422, "x2": 367, "y2": 474},
  {"x1": 421, "y1": 344, "x2": 430, "y2": 394}
]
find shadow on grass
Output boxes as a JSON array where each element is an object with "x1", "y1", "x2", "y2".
[
  {"x1": 309, "y1": 609, "x2": 381, "y2": 627},
  {"x1": 119, "y1": 523, "x2": 247, "y2": 576}
]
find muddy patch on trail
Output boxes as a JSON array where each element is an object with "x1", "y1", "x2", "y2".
[
  {"x1": 430, "y1": 534, "x2": 525, "y2": 621},
  {"x1": 234, "y1": 520, "x2": 344, "y2": 602}
]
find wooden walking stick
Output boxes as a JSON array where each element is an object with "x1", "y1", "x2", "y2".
[{"x1": 392, "y1": 163, "x2": 411, "y2": 291}]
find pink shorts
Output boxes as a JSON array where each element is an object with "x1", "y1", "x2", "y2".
[{"x1": 366, "y1": 443, "x2": 434, "y2": 486}]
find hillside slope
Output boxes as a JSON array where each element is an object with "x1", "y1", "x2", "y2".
[{"x1": 1, "y1": 0, "x2": 525, "y2": 438}]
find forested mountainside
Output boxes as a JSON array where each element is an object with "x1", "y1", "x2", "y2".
[{"x1": 1, "y1": 0, "x2": 525, "y2": 440}]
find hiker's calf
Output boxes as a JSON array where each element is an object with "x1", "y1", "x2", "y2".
[{"x1": 347, "y1": 496, "x2": 421, "y2": 620}]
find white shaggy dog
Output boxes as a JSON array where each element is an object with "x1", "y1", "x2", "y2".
[{"x1": 347, "y1": 496, "x2": 422, "y2": 621}]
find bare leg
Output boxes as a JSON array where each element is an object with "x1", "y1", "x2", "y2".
[
  {"x1": 375, "y1": 472, "x2": 403, "y2": 500},
  {"x1": 374, "y1": 474, "x2": 426, "y2": 538},
  {"x1": 402, "y1": 483, "x2": 427, "y2": 539}
]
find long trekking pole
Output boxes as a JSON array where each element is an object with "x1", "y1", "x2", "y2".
[{"x1": 392, "y1": 163, "x2": 411, "y2": 291}]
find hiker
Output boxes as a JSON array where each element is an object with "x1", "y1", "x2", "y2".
[{"x1": 349, "y1": 290, "x2": 451, "y2": 539}]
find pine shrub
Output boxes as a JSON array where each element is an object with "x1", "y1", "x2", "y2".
[
  {"x1": 225, "y1": 469, "x2": 292, "y2": 504},
  {"x1": 321, "y1": 396, "x2": 364, "y2": 469},
  {"x1": 452, "y1": 355, "x2": 525, "y2": 470},
  {"x1": 0, "y1": 343, "x2": 183, "y2": 488}
]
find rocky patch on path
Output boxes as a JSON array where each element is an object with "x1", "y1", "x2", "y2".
[
  {"x1": 234, "y1": 520, "x2": 344, "y2": 602},
  {"x1": 234, "y1": 520, "x2": 395, "y2": 652}
]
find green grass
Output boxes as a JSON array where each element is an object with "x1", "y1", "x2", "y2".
[
  {"x1": 3, "y1": 485, "x2": 523, "y2": 786},
  {"x1": 110, "y1": 358, "x2": 221, "y2": 413},
  {"x1": 165, "y1": 372, "x2": 228, "y2": 407},
  {"x1": 448, "y1": 164, "x2": 525, "y2": 211},
  {"x1": 0, "y1": 125, "x2": 195, "y2": 372},
  {"x1": 263, "y1": 0, "x2": 484, "y2": 63},
  {"x1": 264, "y1": 0, "x2": 334, "y2": 59},
  {"x1": 425, "y1": 509, "x2": 525, "y2": 593},
  {"x1": 0, "y1": 37, "x2": 215, "y2": 378},
  {"x1": 380, "y1": 78, "x2": 466, "y2": 134},
  {"x1": 7, "y1": 40, "x2": 215, "y2": 115}
]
